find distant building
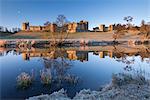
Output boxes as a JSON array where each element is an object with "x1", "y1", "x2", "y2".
[
  {"x1": 44, "y1": 24, "x2": 57, "y2": 32},
  {"x1": 99, "y1": 24, "x2": 105, "y2": 32},
  {"x1": 21, "y1": 21, "x2": 116, "y2": 33},
  {"x1": 105, "y1": 27, "x2": 108, "y2": 32},
  {"x1": 67, "y1": 20, "x2": 89, "y2": 33},
  {"x1": 91, "y1": 24, "x2": 114, "y2": 32},
  {"x1": 21, "y1": 22, "x2": 57, "y2": 32},
  {"x1": 22, "y1": 22, "x2": 29, "y2": 31},
  {"x1": 78, "y1": 20, "x2": 88, "y2": 32},
  {"x1": 22, "y1": 20, "x2": 88, "y2": 33},
  {"x1": 29, "y1": 26, "x2": 44, "y2": 31},
  {"x1": 67, "y1": 22, "x2": 78, "y2": 33},
  {"x1": 108, "y1": 24, "x2": 114, "y2": 31}
]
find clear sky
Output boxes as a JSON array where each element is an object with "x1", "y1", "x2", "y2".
[{"x1": 0, "y1": 0, "x2": 150, "y2": 29}]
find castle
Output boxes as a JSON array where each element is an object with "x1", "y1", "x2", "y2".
[
  {"x1": 22, "y1": 22, "x2": 57, "y2": 32},
  {"x1": 22, "y1": 20, "x2": 89, "y2": 33},
  {"x1": 22, "y1": 20, "x2": 114, "y2": 33},
  {"x1": 67, "y1": 21, "x2": 88, "y2": 33},
  {"x1": 93, "y1": 24, "x2": 114, "y2": 32}
]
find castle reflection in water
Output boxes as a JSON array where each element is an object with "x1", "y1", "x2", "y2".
[
  {"x1": 22, "y1": 50, "x2": 89, "y2": 62},
  {"x1": 22, "y1": 50, "x2": 114, "y2": 61},
  {"x1": 0, "y1": 45, "x2": 149, "y2": 62}
]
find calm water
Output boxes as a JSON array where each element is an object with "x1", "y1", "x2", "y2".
[{"x1": 0, "y1": 46, "x2": 150, "y2": 99}]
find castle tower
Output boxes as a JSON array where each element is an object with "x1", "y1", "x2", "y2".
[
  {"x1": 85, "y1": 21, "x2": 88, "y2": 31},
  {"x1": 99, "y1": 24, "x2": 105, "y2": 32},
  {"x1": 67, "y1": 22, "x2": 78, "y2": 33},
  {"x1": 67, "y1": 20, "x2": 88, "y2": 33},
  {"x1": 22, "y1": 22, "x2": 29, "y2": 31},
  {"x1": 108, "y1": 24, "x2": 114, "y2": 31},
  {"x1": 80, "y1": 20, "x2": 88, "y2": 31}
]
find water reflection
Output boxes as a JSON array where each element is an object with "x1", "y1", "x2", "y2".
[
  {"x1": 0, "y1": 45, "x2": 150, "y2": 99},
  {"x1": 0, "y1": 45, "x2": 150, "y2": 60},
  {"x1": 1, "y1": 45, "x2": 149, "y2": 81},
  {"x1": 16, "y1": 48, "x2": 79, "y2": 88},
  {"x1": 40, "y1": 50, "x2": 79, "y2": 86}
]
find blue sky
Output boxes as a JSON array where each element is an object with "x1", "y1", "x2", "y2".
[{"x1": 0, "y1": 0, "x2": 150, "y2": 29}]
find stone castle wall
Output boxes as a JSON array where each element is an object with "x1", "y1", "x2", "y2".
[
  {"x1": 99, "y1": 24, "x2": 105, "y2": 32},
  {"x1": 67, "y1": 20, "x2": 89, "y2": 33},
  {"x1": 22, "y1": 21, "x2": 114, "y2": 33},
  {"x1": 22, "y1": 20, "x2": 89, "y2": 33},
  {"x1": 22, "y1": 22, "x2": 57, "y2": 32}
]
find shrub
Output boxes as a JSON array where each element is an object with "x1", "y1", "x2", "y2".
[{"x1": 17, "y1": 72, "x2": 32, "y2": 89}]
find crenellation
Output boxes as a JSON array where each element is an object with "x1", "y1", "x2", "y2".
[
  {"x1": 99, "y1": 24, "x2": 105, "y2": 32},
  {"x1": 21, "y1": 21, "x2": 114, "y2": 33},
  {"x1": 21, "y1": 22, "x2": 57, "y2": 32},
  {"x1": 67, "y1": 20, "x2": 89, "y2": 33},
  {"x1": 108, "y1": 24, "x2": 115, "y2": 31},
  {"x1": 22, "y1": 22, "x2": 29, "y2": 31}
]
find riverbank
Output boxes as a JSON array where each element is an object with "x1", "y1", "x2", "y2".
[
  {"x1": 0, "y1": 39, "x2": 150, "y2": 48},
  {"x1": 1, "y1": 31, "x2": 149, "y2": 47},
  {"x1": 0, "y1": 31, "x2": 141, "y2": 41},
  {"x1": 27, "y1": 73, "x2": 150, "y2": 100},
  {"x1": 1, "y1": 31, "x2": 114, "y2": 40}
]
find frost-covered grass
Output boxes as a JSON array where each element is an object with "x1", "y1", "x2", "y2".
[
  {"x1": 27, "y1": 73, "x2": 150, "y2": 100},
  {"x1": 17, "y1": 72, "x2": 33, "y2": 89}
]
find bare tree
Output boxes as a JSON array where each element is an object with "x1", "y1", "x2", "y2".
[
  {"x1": 0, "y1": 26, "x2": 4, "y2": 32},
  {"x1": 5, "y1": 27, "x2": 9, "y2": 32},
  {"x1": 113, "y1": 24, "x2": 127, "y2": 42},
  {"x1": 55, "y1": 15, "x2": 69, "y2": 46},
  {"x1": 140, "y1": 20, "x2": 150, "y2": 40},
  {"x1": 42, "y1": 15, "x2": 69, "y2": 46},
  {"x1": 56, "y1": 15, "x2": 67, "y2": 28},
  {"x1": 44, "y1": 21, "x2": 51, "y2": 26},
  {"x1": 124, "y1": 16, "x2": 133, "y2": 29},
  {"x1": 41, "y1": 48, "x2": 78, "y2": 85},
  {"x1": 141, "y1": 20, "x2": 145, "y2": 26},
  {"x1": 112, "y1": 16, "x2": 133, "y2": 42}
]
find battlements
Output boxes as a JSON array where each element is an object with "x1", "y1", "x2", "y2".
[
  {"x1": 22, "y1": 20, "x2": 89, "y2": 33},
  {"x1": 21, "y1": 22, "x2": 57, "y2": 32},
  {"x1": 22, "y1": 21, "x2": 114, "y2": 33}
]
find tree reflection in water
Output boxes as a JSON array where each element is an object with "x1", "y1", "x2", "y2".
[
  {"x1": 40, "y1": 48, "x2": 79, "y2": 86},
  {"x1": 116, "y1": 56, "x2": 135, "y2": 71},
  {"x1": 112, "y1": 45, "x2": 150, "y2": 72},
  {"x1": 113, "y1": 47, "x2": 134, "y2": 71},
  {"x1": 16, "y1": 48, "x2": 79, "y2": 89},
  {"x1": 8, "y1": 45, "x2": 149, "y2": 90},
  {"x1": 40, "y1": 69, "x2": 52, "y2": 85}
]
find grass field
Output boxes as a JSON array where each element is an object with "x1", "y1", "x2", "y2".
[{"x1": 0, "y1": 31, "x2": 143, "y2": 41}]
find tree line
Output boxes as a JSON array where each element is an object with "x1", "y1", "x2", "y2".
[
  {"x1": 113, "y1": 16, "x2": 150, "y2": 41},
  {"x1": 0, "y1": 26, "x2": 21, "y2": 33}
]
